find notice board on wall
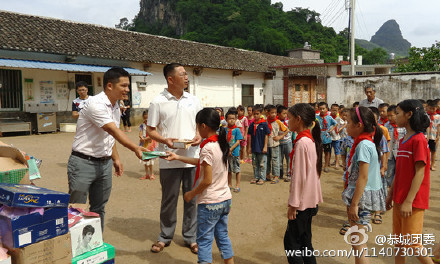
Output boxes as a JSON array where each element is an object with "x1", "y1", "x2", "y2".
[{"x1": 40, "y1": 81, "x2": 54, "y2": 103}]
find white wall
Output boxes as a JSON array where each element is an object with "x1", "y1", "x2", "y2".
[{"x1": 131, "y1": 64, "x2": 266, "y2": 108}]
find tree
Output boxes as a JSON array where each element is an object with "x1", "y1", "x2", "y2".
[
  {"x1": 395, "y1": 42, "x2": 440, "y2": 72},
  {"x1": 115, "y1": 17, "x2": 132, "y2": 30}
]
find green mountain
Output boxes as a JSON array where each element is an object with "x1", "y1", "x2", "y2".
[
  {"x1": 370, "y1": 19, "x2": 411, "y2": 57},
  {"x1": 119, "y1": 0, "x2": 389, "y2": 63},
  {"x1": 355, "y1": 39, "x2": 382, "y2": 51}
]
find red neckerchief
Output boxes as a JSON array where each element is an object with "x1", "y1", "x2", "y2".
[
  {"x1": 428, "y1": 111, "x2": 436, "y2": 129},
  {"x1": 379, "y1": 117, "x2": 388, "y2": 125},
  {"x1": 220, "y1": 116, "x2": 225, "y2": 121},
  {"x1": 253, "y1": 118, "x2": 266, "y2": 135},
  {"x1": 238, "y1": 115, "x2": 245, "y2": 121},
  {"x1": 289, "y1": 129, "x2": 314, "y2": 173},
  {"x1": 267, "y1": 116, "x2": 278, "y2": 134},
  {"x1": 390, "y1": 122, "x2": 398, "y2": 140},
  {"x1": 436, "y1": 109, "x2": 440, "y2": 115},
  {"x1": 315, "y1": 110, "x2": 320, "y2": 114},
  {"x1": 330, "y1": 113, "x2": 338, "y2": 120},
  {"x1": 319, "y1": 114, "x2": 328, "y2": 130},
  {"x1": 227, "y1": 125, "x2": 237, "y2": 142},
  {"x1": 193, "y1": 135, "x2": 218, "y2": 187},
  {"x1": 344, "y1": 132, "x2": 374, "y2": 189}
]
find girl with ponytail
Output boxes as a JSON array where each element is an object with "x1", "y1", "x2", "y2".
[
  {"x1": 386, "y1": 100, "x2": 432, "y2": 264},
  {"x1": 165, "y1": 108, "x2": 234, "y2": 264},
  {"x1": 284, "y1": 103, "x2": 323, "y2": 264},
  {"x1": 342, "y1": 106, "x2": 385, "y2": 264}
]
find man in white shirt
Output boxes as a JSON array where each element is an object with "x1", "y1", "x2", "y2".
[
  {"x1": 72, "y1": 81, "x2": 89, "y2": 119},
  {"x1": 68, "y1": 67, "x2": 145, "y2": 230},
  {"x1": 147, "y1": 63, "x2": 202, "y2": 254},
  {"x1": 359, "y1": 84, "x2": 384, "y2": 108}
]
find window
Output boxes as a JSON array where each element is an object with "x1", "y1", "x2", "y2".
[
  {"x1": 75, "y1": 74, "x2": 93, "y2": 96},
  {"x1": 241, "y1": 84, "x2": 254, "y2": 107},
  {"x1": 0, "y1": 69, "x2": 22, "y2": 111}
]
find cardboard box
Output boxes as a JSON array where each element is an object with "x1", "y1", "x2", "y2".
[
  {"x1": 9, "y1": 233, "x2": 72, "y2": 264},
  {"x1": 101, "y1": 259, "x2": 114, "y2": 264},
  {"x1": 0, "y1": 207, "x2": 69, "y2": 248},
  {"x1": 0, "y1": 256, "x2": 11, "y2": 264},
  {"x1": 0, "y1": 146, "x2": 28, "y2": 184},
  {"x1": 71, "y1": 243, "x2": 115, "y2": 264},
  {"x1": 0, "y1": 184, "x2": 70, "y2": 208},
  {"x1": 70, "y1": 217, "x2": 103, "y2": 258}
]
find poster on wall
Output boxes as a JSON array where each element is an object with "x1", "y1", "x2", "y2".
[
  {"x1": 40, "y1": 81, "x2": 54, "y2": 103},
  {"x1": 56, "y1": 81, "x2": 69, "y2": 99}
]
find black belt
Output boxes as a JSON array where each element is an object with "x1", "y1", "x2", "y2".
[{"x1": 71, "y1": 151, "x2": 112, "y2": 162}]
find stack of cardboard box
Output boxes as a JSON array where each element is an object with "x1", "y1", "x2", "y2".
[{"x1": 0, "y1": 184, "x2": 70, "y2": 263}]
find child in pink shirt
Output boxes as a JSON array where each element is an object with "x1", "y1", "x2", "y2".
[
  {"x1": 165, "y1": 108, "x2": 234, "y2": 264},
  {"x1": 284, "y1": 103, "x2": 323, "y2": 264}
]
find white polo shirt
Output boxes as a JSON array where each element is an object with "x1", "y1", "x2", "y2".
[
  {"x1": 72, "y1": 91, "x2": 120, "y2": 158},
  {"x1": 148, "y1": 88, "x2": 202, "y2": 169},
  {"x1": 359, "y1": 97, "x2": 384, "y2": 108}
]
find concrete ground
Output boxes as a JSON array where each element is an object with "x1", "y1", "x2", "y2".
[{"x1": 2, "y1": 131, "x2": 439, "y2": 264}]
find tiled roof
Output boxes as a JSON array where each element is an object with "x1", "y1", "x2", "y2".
[{"x1": 0, "y1": 11, "x2": 306, "y2": 72}]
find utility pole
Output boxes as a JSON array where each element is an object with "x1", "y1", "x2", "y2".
[{"x1": 350, "y1": 0, "x2": 356, "y2": 75}]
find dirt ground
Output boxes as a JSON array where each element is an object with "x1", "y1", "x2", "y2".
[{"x1": 2, "y1": 131, "x2": 439, "y2": 264}]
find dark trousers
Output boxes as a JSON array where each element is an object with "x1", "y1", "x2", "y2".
[
  {"x1": 121, "y1": 111, "x2": 131, "y2": 127},
  {"x1": 284, "y1": 206, "x2": 318, "y2": 264}
]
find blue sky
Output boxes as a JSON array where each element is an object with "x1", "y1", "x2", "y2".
[{"x1": 1, "y1": 0, "x2": 438, "y2": 48}]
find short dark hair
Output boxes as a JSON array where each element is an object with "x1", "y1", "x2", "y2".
[
  {"x1": 225, "y1": 111, "x2": 237, "y2": 119},
  {"x1": 428, "y1": 100, "x2": 438, "y2": 107},
  {"x1": 76, "y1": 81, "x2": 88, "y2": 89},
  {"x1": 163, "y1": 63, "x2": 183, "y2": 79},
  {"x1": 387, "y1": 105, "x2": 397, "y2": 113},
  {"x1": 277, "y1": 105, "x2": 287, "y2": 114},
  {"x1": 318, "y1": 102, "x2": 328, "y2": 108},
  {"x1": 142, "y1": 110, "x2": 148, "y2": 115},
  {"x1": 378, "y1": 103, "x2": 389, "y2": 109},
  {"x1": 237, "y1": 105, "x2": 245, "y2": 111},
  {"x1": 341, "y1": 108, "x2": 350, "y2": 113},
  {"x1": 227, "y1": 107, "x2": 238, "y2": 115},
  {"x1": 364, "y1": 83, "x2": 376, "y2": 92},
  {"x1": 103, "y1": 67, "x2": 129, "y2": 89},
  {"x1": 266, "y1": 104, "x2": 276, "y2": 112},
  {"x1": 369, "y1": 106, "x2": 380, "y2": 118},
  {"x1": 419, "y1": 99, "x2": 426, "y2": 105},
  {"x1": 339, "y1": 105, "x2": 345, "y2": 109},
  {"x1": 353, "y1": 102, "x2": 359, "y2": 107},
  {"x1": 82, "y1": 225, "x2": 95, "y2": 237},
  {"x1": 253, "y1": 104, "x2": 263, "y2": 113},
  {"x1": 331, "y1": 104, "x2": 339, "y2": 109}
]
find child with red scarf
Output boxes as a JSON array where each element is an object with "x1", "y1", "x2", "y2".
[
  {"x1": 385, "y1": 105, "x2": 407, "y2": 187},
  {"x1": 342, "y1": 106, "x2": 385, "y2": 264},
  {"x1": 316, "y1": 102, "x2": 337, "y2": 172},
  {"x1": 216, "y1": 107, "x2": 227, "y2": 127},
  {"x1": 165, "y1": 108, "x2": 234, "y2": 264},
  {"x1": 247, "y1": 105, "x2": 270, "y2": 185},
  {"x1": 266, "y1": 105, "x2": 287, "y2": 184},
  {"x1": 426, "y1": 100, "x2": 440, "y2": 170},
  {"x1": 277, "y1": 105, "x2": 293, "y2": 181},
  {"x1": 225, "y1": 110, "x2": 243, "y2": 192},
  {"x1": 330, "y1": 104, "x2": 342, "y2": 169},
  {"x1": 236, "y1": 105, "x2": 249, "y2": 164},
  {"x1": 386, "y1": 100, "x2": 432, "y2": 264},
  {"x1": 378, "y1": 103, "x2": 390, "y2": 126},
  {"x1": 284, "y1": 103, "x2": 323, "y2": 264},
  {"x1": 245, "y1": 106, "x2": 254, "y2": 163}
]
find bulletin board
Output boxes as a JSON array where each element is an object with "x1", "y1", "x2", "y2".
[
  {"x1": 56, "y1": 81, "x2": 69, "y2": 99},
  {"x1": 40, "y1": 81, "x2": 54, "y2": 103}
]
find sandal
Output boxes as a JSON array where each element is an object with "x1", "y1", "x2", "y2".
[
  {"x1": 150, "y1": 174, "x2": 156, "y2": 180},
  {"x1": 151, "y1": 241, "x2": 170, "y2": 253},
  {"x1": 189, "y1": 243, "x2": 198, "y2": 254},
  {"x1": 256, "y1": 180, "x2": 264, "y2": 185},
  {"x1": 139, "y1": 174, "x2": 150, "y2": 180},
  {"x1": 271, "y1": 179, "x2": 279, "y2": 184},
  {"x1": 372, "y1": 213, "x2": 383, "y2": 224},
  {"x1": 250, "y1": 179, "x2": 257, "y2": 184},
  {"x1": 340, "y1": 226, "x2": 349, "y2": 235},
  {"x1": 233, "y1": 187, "x2": 241, "y2": 193}
]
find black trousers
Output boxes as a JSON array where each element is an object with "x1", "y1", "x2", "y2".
[
  {"x1": 121, "y1": 111, "x2": 131, "y2": 127},
  {"x1": 284, "y1": 206, "x2": 318, "y2": 264}
]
